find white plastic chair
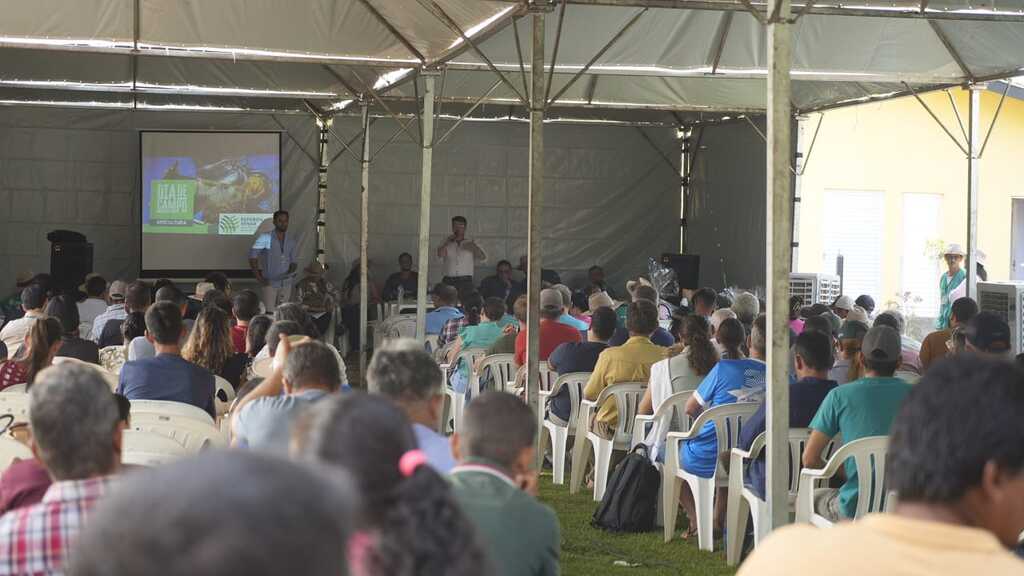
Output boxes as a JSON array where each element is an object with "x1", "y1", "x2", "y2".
[
  {"x1": 130, "y1": 412, "x2": 226, "y2": 452},
  {"x1": 662, "y1": 402, "x2": 759, "y2": 551},
  {"x1": 0, "y1": 436, "x2": 32, "y2": 472},
  {"x1": 129, "y1": 399, "x2": 216, "y2": 426},
  {"x1": 472, "y1": 354, "x2": 516, "y2": 397},
  {"x1": 122, "y1": 429, "x2": 190, "y2": 466},
  {"x1": 214, "y1": 376, "x2": 236, "y2": 417},
  {"x1": 726, "y1": 428, "x2": 833, "y2": 565},
  {"x1": 568, "y1": 382, "x2": 647, "y2": 501},
  {"x1": 539, "y1": 372, "x2": 591, "y2": 485},
  {"x1": 0, "y1": 384, "x2": 27, "y2": 394},
  {"x1": 515, "y1": 362, "x2": 555, "y2": 434},
  {"x1": 796, "y1": 435, "x2": 890, "y2": 527},
  {"x1": 387, "y1": 316, "x2": 417, "y2": 340},
  {"x1": 446, "y1": 348, "x2": 487, "y2": 433},
  {"x1": 51, "y1": 357, "x2": 120, "y2": 391},
  {"x1": 631, "y1": 390, "x2": 695, "y2": 453},
  {"x1": 425, "y1": 334, "x2": 439, "y2": 354},
  {"x1": 0, "y1": 393, "x2": 30, "y2": 423}
]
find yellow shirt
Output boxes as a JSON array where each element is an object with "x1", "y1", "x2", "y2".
[
  {"x1": 583, "y1": 336, "x2": 667, "y2": 427},
  {"x1": 738, "y1": 514, "x2": 1023, "y2": 576}
]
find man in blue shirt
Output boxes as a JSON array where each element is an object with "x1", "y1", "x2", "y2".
[
  {"x1": 738, "y1": 330, "x2": 838, "y2": 499},
  {"x1": 546, "y1": 306, "x2": 617, "y2": 424},
  {"x1": 678, "y1": 315, "x2": 767, "y2": 537},
  {"x1": 372, "y1": 339, "x2": 456, "y2": 473},
  {"x1": 425, "y1": 284, "x2": 463, "y2": 335},
  {"x1": 249, "y1": 210, "x2": 298, "y2": 313},
  {"x1": 803, "y1": 325, "x2": 912, "y2": 521},
  {"x1": 118, "y1": 302, "x2": 215, "y2": 418},
  {"x1": 551, "y1": 284, "x2": 589, "y2": 333},
  {"x1": 232, "y1": 337, "x2": 342, "y2": 454}
]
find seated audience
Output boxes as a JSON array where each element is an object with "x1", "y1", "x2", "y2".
[
  {"x1": 584, "y1": 300, "x2": 666, "y2": 440},
  {"x1": 97, "y1": 281, "x2": 150, "y2": 348},
  {"x1": 0, "y1": 283, "x2": 47, "y2": 353},
  {"x1": 639, "y1": 315, "x2": 719, "y2": 458},
  {"x1": 230, "y1": 289, "x2": 261, "y2": 354},
  {"x1": 245, "y1": 315, "x2": 272, "y2": 359},
  {"x1": 382, "y1": 252, "x2": 419, "y2": 302},
  {"x1": 517, "y1": 255, "x2": 561, "y2": 287},
  {"x1": 372, "y1": 339, "x2": 456, "y2": 473},
  {"x1": 295, "y1": 260, "x2": 341, "y2": 335},
  {"x1": 830, "y1": 319, "x2": 868, "y2": 385},
  {"x1": 715, "y1": 317, "x2": 747, "y2": 360},
  {"x1": 202, "y1": 288, "x2": 233, "y2": 317},
  {"x1": 0, "y1": 316, "x2": 61, "y2": 391},
  {"x1": 76, "y1": 274, "x2": 108, "y2": 335},
  {"x1": 46, "y1": 294, "x2": 99, "y2": 364},
  {"x1": 480, "y1": 260, "x2": 516, "y2": 304},
  {"x1": 296, "y1": 393, "x2": 487, "y2": 576},
  {"x1": 448, "y1": 297, "x2": 508, "y2": 394},
  {"x1": 802, "y1": 325, "x2": 912, "y2": 522},
  {"x1": 569, "y1": 290, "x2": 591, "y2": 328},
  {"x1": 739, "y1": 354, "x2": 1024, "y2": 575},
  {"x1": 233, "y1": 337, "x2": 341, "y2": 453},
  {"x1": 451, "y1": 392, "x2": 560, "y2": 576},
  {"x1": 831, "y1": 295, "x2": 854, "y2": 319},
  {"x1": 127, "y1": 284, "x2": 192, "y2": 362},
  {"x1": 69, "y1": 451, "x2": 354, "y2": 576},
  {"x1": 439, "y1": 291, "x2": 482, "y2": 350},
  {"x1": 99, "y1": 311, "x2": 144, "y2": 374},
  {"x1": 0, "y1": 363, "x2": 122, "y2": 575},
  {"x1": 709, "y1": 307, "x2": 737, "y2": 341},
  {"x1": 608, "y1": 285, "x2": 674, "y2": 347},
  {"x1": 514, "y1": 289, "x2": 582, "y2": 368},
  {"x1": 551, "y1": 284, "x2": 588, "y2": 333},
  {"x1": 426, "y1": 283, "x2": 463, "y2": 336},
  {"x1": 691, "y1": 287, "x2": 718, "y2": 319},
  {"x1": 486, "y1": 295, "x2": 526, "y2": 356},
  {"x1": 920, "y1": 296, "x2": 977, "y2": 371},
  {"x1": 731, "y1": 292, "x2": 760, "y2": 336},
  {"x1": 204, "y1": 271, "x2": 232, "y2": 296},
  {"x1": 788, "y1": 295, "x2": 805, "y2": 335},
  {"x1": 117, "y1": 302, "x2": 215, "y2": 417},
  {"x1": 854, "y1": 294, "x2": 875, "y2": 316},
  {"x1": 677, "y1": 315, "x2": 767, "y2": 537},
  {"x1": 0, "y1": 271, "x2": 34, "y2": 324},
  {"x1": 185, "y1": 280, "x2": 213, "y2": 320},
  {"x1": 964, "y1": 311, "x2": 1012, "y2": 358},
  {"x1": 546, "y1": 307, "x2": 618, "y2": 425},
  {"x1": 183, "y1": 306, "x2": 249, "y2": 390},
  {"x1": 874, "y1": 311, "x2": 922, "y2": 376},
  {"x1": 738, "y1": 330, "x2": 837, "y2": 499}
]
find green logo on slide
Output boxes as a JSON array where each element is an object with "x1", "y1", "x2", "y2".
[
  {"x1": 150, "y1": 180, "x2": 196, "y2": 226},
  {"x1": 218, "y1": 213, "x2": 266, "y2": 236},
  {"x1": 220, "y1": 214, "x2": 241, "y2": 234}
]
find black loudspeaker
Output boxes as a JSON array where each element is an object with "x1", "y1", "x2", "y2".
[
  {"x1": 51, "y1": 242, "x2": 93, "y2": 294},
  {"x1": 661, "y1": 253, "x2": 701, "y2": 290}
]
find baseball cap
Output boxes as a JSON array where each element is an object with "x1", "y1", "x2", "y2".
[
  {"x1": 833, "y1": 295, "x2": 854, "y2": 311},
  {"x1": 108, "y1": 280, "x2": 127, "y2": 300},
  {"x1": 551, "y1": 284, "x2": 572, "y2": 308},
  {"x1": 965, "y1": 311, "x2": 1011, "y2": 354},
  {"x1": 845, "y1": 305, "x2": 870, "y2": 325},
  {"x1": 862, "y1": 325, "x2": 901, "y2": 363},
  {"x1": 854, "y1": 295, "x2": 875, "y2": 314},
  {"x1": 838, "y1": 320, "x2": 869, "y2": 341},
  {"x1": 15, "y1": 271, "x2": 35, "y2": 288},
  {"x1": 540, "y1": 288, "x2": 563, "y2": 313},
  {"x1": 588, "y1": 291, "x2": 615, "y2": 311}
]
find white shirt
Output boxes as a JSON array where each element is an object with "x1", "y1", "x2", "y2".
[
  {"x1": 643, "y1": 348, "x2": 705, "y2": 460},
  {"x1": 438, "y1": 238, "x2": 486, "y2": 277},
  {"x1": 0, "y1": 311, "x2": 42, "y2": 354},
  {"x1": 77, "y1": 298, "x2": 107, "y2": 327}
]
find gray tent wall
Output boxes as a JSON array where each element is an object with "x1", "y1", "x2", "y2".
[
  {"x1": 0, "y1": 107, "x2": 318, "y2": 292},
  {"x1": 325, "y1": 115, "x2": 681, "y2": 293}
]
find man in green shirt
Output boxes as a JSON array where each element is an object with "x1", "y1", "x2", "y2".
[
  {"x1": 803, "y1": 325, "x2": 912, "y2": 521},
  {"x1": 450, "y1": 392, "x2": 560, "y2": 576}
]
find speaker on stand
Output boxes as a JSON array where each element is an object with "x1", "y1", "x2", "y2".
[{"x1": 48, "y1": 230, "x2": 93, "y2": 295}]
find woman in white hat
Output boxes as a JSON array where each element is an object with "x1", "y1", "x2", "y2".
[{"x1": 938, "y1": 243, "x2": 967, "y2": 329}]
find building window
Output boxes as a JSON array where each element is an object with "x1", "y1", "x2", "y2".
[
  {"x1": 901, "y1": 193, "x2": 942, "y2": 319},
  {"x1": 822, "y1": 189, "x2": 885, "y2": 305}
]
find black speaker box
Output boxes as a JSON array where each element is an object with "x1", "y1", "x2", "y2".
[
  {"x1": 51, "y1": 242, "x2": 93, "y2": 294},
  {"x1": 660, "y1": 253, "x2": 701, "y2": 290}
]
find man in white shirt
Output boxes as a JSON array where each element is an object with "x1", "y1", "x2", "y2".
[
  {"x1": 436, "y1": 215, "x2": 486, "y2": 295},
  {"x1": 0, "y1": 284, "x2": 48, "y2": 354},
  {"x1": 89, "y1": 280, "x2": 128, "y2": 343},
  {"x1": 77, "y1": 274, "x2": 109, "y2": 336}
]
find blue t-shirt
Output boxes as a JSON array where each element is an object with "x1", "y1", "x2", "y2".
[
  {"x1": 425, "y1": 307, "x2": 463, "y2": 335},
  {"x1": 414, "y1": 423, "x2": 456, "y2": 474},
  {"x1": 681, "y1": 359, "x2": 766, "y2": 478},
  {"x1": 234, "y1": 389, "x2": 330, "y2": 454},
  {"x1": 809, "y1": 376, "x2": 911, "y2": 519},
  {"x1": 547, "y1": 341, "x2": 607, "y2": 421},
  {"x1": 557, "y1": 313, "x2": 589, "y2": 333},
  {"x1": 739, "y1": 377, "x2": 838, "y2": 499},
  {"x1": 608, "y1": 326, "x2": 674, "y2": 348},
  {"x1": 117, "y1": 354, "x2": 216, "y2": 417}
]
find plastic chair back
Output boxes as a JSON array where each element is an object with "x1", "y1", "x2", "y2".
[
  {"x1": 686, "y1": 402, "x2": 759, "y2": 478},
  {"x1": 473, "y1": 354, "x2": 516, "y2": 395},
  {"x1": 122, "y1": 429, "x2": 190, "y2": 466},
  {"x1": 214, "y1": 376, "x2": 236, "y2": 416},
  {"x1": 129, "y1": 399, "x2": 215, "y2": 426},
  {"x1": 130, "y1": 413, "x2": 226, "y2": 452},
  {"x1": 796, "y1": 435, "x2": 889, "y2": 524},
  {"x1": 550, "y1": 372, "x2": 591, "y2": 432},
  {"x1": 0, "y1": 436, "x2": 32, "y2": 472},
  {"x1": 386, "y1": 316, "x2": 417, "y2": 340},
  {"x1": 51, "y1": 357, "x2": 119, "y2": 391},
  {"x1": 0, "y1": 384, "x2": 27, "y2": 394},
  {"x1": 593, "y1": 382, "x2": 647, "y2": 446},
  {"x1": 0, "y1": 393, "x2": 29, "y2": 423}
]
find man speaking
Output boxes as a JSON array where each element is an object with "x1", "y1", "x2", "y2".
[
  {"x1": 436, "y1": 215, "x2": 486, "y2": 295},
  {"x1": 249, "y1": 210, "x2": 297, "y2": 312}
]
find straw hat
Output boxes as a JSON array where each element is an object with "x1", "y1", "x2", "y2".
[
  {"x1": 943, "y1": 243, "x2": 966, "y2": 257},
  {"x1": 625, "y1": 277, "x2": 653, "y2": 299}
]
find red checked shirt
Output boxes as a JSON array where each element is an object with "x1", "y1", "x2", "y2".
[
  {"x1": 437, "y1": 317, "x2": 469, "y2": 349},
  {"x1": 0, "y1": 476, "x2": 112, "y2": 576}
]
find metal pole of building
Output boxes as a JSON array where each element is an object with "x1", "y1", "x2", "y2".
[
  {"x1": 316, "y1": 116, "x2": 330, "y2": 267},
  {"x1": 527, "y1": 8, "x2": 546, "y2": 465},
  {"x1": 966, "y1": 85, "x2": 980, "y2": 298},
  {"x1": 416, "y1": 74, "x2": 437, "y2": 342},
  {"x1": 791, "y1": 116, "x2": 803, "y2": 271},
  {"x1": 359, "y1": 102, "x2": 372, "y2": 388},
  {"x1": 765, "y1": 0, "x2": 793, "y2": 531}
]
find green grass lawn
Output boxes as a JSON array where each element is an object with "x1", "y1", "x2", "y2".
[{"x1": 539, "y1": 476, "x2": 738, "y2": 576}]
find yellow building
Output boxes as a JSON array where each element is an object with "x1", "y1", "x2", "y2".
[{"x1": 797, "y1": 86, "x2": 1021, "y2": 327}]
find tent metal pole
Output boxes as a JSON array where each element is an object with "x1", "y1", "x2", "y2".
[
  {"x1": 792, "y1": 115, "x2": 803, "y2": 271},
  {"x1": 359, "y1": 102, "x2": 372, "y2": 389},
  {"x1": 528, "y1": 8, "x2": 546, "y2": 470},
  {"x1": 765, "y1": 0, "x2": 793, "y2": 534},
  {"x1": 316, "y1": 116, "x2": 330, "y2": 267},
  {"x1": 435, "y1": 78, "x2": 505, "y2": 146},
  {"x1": 904, "y1": 81, "x2": 969, "y2": 156},
  {"x1": 967, "y1": 85, "x2": 980, "y2": 299},
  {"x1": 416, "y1": 74, "x2": 437, "y2": 342},
  {"x1": 979, "y1": 80, "x2": 1009, "y2": 158}
]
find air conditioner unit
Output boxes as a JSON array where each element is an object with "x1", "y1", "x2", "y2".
[
  {"x1": 977, "y1": 281, "x2": 1024, "y2": 355},
  {"x1": 789, "y1": 273, "x2": 842, "y2": 308}
]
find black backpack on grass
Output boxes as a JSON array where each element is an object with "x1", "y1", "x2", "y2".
[{"x1": 591, "y1": 444, "x2": 660, "y2": 532}]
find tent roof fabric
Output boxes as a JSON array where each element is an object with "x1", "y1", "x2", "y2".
[{"x1": 1, "y1": 0, "x2": 1023, "y2": 121}]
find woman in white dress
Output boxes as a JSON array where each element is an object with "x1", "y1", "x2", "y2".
[{"x1": 638, "y1": 315, "x2": 720, "y2": 458}]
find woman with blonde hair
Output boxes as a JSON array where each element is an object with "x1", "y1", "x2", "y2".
[
  {"x1": 0, "y1": 316, "x2": 62, "y2": 390},
  {"x1": 183, "y1": 306, "x2": 248, "y2": 389}
]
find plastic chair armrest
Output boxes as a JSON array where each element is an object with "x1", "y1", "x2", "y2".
[{"x1": 632, "y1": 414, "x2": 655, "y2": 449}]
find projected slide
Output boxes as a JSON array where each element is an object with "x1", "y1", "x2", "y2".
[{"x1": 140, "y1": 131, "x2": 281, "y2": 275}]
